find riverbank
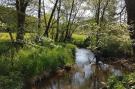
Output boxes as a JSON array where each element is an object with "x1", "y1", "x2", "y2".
[
  {"x1": 0, "y1": 40, "x2": 76, "y2": 89},
  {"x1": 31, "y1": 48, "x2": 135, "y2": 89},
  {"x1": 102, "y1": 57, "x2": 135, "y2": 72}
]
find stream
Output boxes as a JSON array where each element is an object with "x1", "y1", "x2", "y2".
[{"x1": 34, "y1": 48, "x2": 123, "y2": 89}]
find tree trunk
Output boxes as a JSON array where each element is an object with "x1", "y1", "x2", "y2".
[
  {"x1": 44, "y1": 0, "x2": 59, "y2": 37},
  {"x1": 95, "y1": 0, "x2": 101, "y2": 47},
  {"x1": 38, "y1": 0, "x2": 41, "y2": 32},
  {"x1": 55, "y1": 0, "x2": 61, "y2": 41},
  {"x1": 16, "y1": 0, "x2": 28, "y2": 47},
  {"x1": 16, "y1": 10, "x2": 25, "y2": 42},
  {"x1": 125, "y1": 0, "x2": 135, "y2": 53},
  {"x1": 64, "y1": 0, "x2": 75, "y2": 41}
]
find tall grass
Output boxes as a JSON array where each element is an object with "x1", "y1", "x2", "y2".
[
  {"x1": 0, "y1": 43, "x2": 76, "y2": 89},
  {"x1": 17, "y1": 46, "x2": 75, "y2": 76}
]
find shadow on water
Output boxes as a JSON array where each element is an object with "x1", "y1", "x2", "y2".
[{"x1": 32, "y1": 48, "x2": 124, "y2": 89}]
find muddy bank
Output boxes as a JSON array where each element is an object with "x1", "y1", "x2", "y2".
[{"x1": 102, "y1": 57, "x2": 135, "y2": 72}]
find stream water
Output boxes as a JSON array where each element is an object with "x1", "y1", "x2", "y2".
[{"x1": 35, "y1": 48, "x2": 123, "y2": 89}]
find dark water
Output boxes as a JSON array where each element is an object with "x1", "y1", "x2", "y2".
[{"x1": 35, "y1": 48, "x2": 122, "y2": 89}]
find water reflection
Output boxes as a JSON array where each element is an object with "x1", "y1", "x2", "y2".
[{"x1": 34, "y1": 48, "x2": 123, "y2": 89}]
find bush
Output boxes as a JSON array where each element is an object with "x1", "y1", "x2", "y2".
[
  {"x1": 87, "y1": 23, "x2": 133, "y2": 57},
  {"x1": 108, "y1": 73, "x2": 135, "y2": 89},
  {"x1": 101, "y1": 36, "x2": 133, "y2": 57}
]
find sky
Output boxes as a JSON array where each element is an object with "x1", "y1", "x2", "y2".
[
  {"x1": 0, "y1": 0, "x2": 126, "y2": 22},
  {"x1": 25, "y1": 0, "x2": 93, "y2": 18}
]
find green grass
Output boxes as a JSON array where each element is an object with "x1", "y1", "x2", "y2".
[
  {"x1": 72, "y1": 34, "x2": 87, "y2": 41},
  {"x1": 0, "y1": 33, "x2": 34, "y2": 41},
  {"x1": 0, "y1": 43, "x2": 76, "y2": 89},
  {"x1": 17, "y1": 46, "x2": 75, "y2": 75},
  {"x1": 72, "y1": 34, "x2": 87, "y2": 47},
  {"x1": 0, "y1": 34, "x2": 76, "y2": 89},
  {"x1": 0, "y1": 33, "x2": 16, "y2": 41}
]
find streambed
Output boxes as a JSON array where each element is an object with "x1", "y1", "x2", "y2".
[{"x1": 33, "y1": 48, "x2": 123, "y2": 89}]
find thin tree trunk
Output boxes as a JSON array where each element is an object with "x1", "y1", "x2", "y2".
[
  {"x1": 101, "y1": 0, "x2": 110, "y2": 22},
  {"x1": 95, "y1": 0, "x2": 101, "y2": 47},
  {"x1": 43, "y1": 0, "x2": 47, "y2": 26},
  {"x1": 38, "y1": 0, "x2": 41, "y2": 34},
  {"x1": 64, "y1": 0, "x2": 75, "y2": 41},
  {"x1": 55, "y1": 0, "x2": 61, "y2": 41},
  {"x1": 44, "y1": 0, "x2": 59, "y2": 37}
]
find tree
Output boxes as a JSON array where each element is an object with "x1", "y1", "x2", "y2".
[
  {"x1": 55, "y1": 0, "x2": 61, "y2": 41},
  {"x1": 44, "y1": 0, "x2": 59, "y2": 37},
  {"x1": 64, "y1": 0, "x2": 75, "y2": 41},
  {"x1": 61, "y1": 0, "x2": 84, "y2": 41},
  {"x1": 38, "y1": 0, "x2": 41, "y2": 32},
  {"x1": 15, "y1": 0, "x2": 31, "y2": 46},
  {"x1": 125, "y1": 0, "x2": 135, "y2": 53}
]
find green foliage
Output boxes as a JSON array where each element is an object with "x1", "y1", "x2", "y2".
[
  {"x1": 65, "y1": 43, "x2": 76, "y2": 57},
  {"x1": 65, "y1": 43, "x2": 76, "y2": 51},
  {"x1": 16, "y1": 45, "x2": 75, "y2": 76},
  {"x1": 25, "y1": 16, "x2": 37, "y2": 32},
  {"x1": 0, "y1": 39, "x2": 75, "y2": 89},
  {"x1": 0, "y1": 6, "x2": 17, "y2": 30},
  {"x1": 108, "y1": 73, "x2": 135, "y2": 89},
  {"x1": 0, "y1": 6, "x2": 38, "y2": 33},
  {"x1": 0, "y1": 41, "x2": 11, "y2": 55},
  {"x1": 84, "y1": 23, "x2": 133, "y2": 57},
  {"x1": 72, "y1": 34, "x2": 87, "y2": 47},
  {"x1": 101, "y1": 38, "x2": 132, "y2": 57},
  {"x1": 0, "y1": 72, "x2": 23, "y2": 89},
  {"x1": 42, "y1": 37, "x2": 55, "y2": 47},
  {"x1": 0, "y1": 45, "x2": 75, "y2": 89},
  {"x1": 0, "y1": 56, "x2": 23, "y2": 89},
  {"x1": 83, "y1": 36, "x2": 91, "y2": 47}
]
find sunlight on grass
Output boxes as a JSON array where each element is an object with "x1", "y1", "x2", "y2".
[
  {"x1": 72, "y1": 34, "x2": 87, "y2": 41},
  {"x1": 0, "y1": 33, "x2": 33, "y2": 41},
  {"x1": 0, "y1": 33, "x2": 16, "y2": 41}
]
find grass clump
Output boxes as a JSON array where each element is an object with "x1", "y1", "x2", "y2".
[{"x1": 17, "y1": 45, "x2": 75, "y2": 76}]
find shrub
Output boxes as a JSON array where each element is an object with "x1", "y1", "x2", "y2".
[
  {"x1": 87, "y1": 23, "x2": 133, "y2": 57},
  {"x1": 101, "y1": 36, "x2": 133, "y2": 57},
  {"x1": 108, "y1": 73, "x2": 135, "y2": 89}
]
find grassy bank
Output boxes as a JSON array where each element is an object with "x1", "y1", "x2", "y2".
[{"x1": 0, "y1": 38, "x2": 76, "y2": 89}]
